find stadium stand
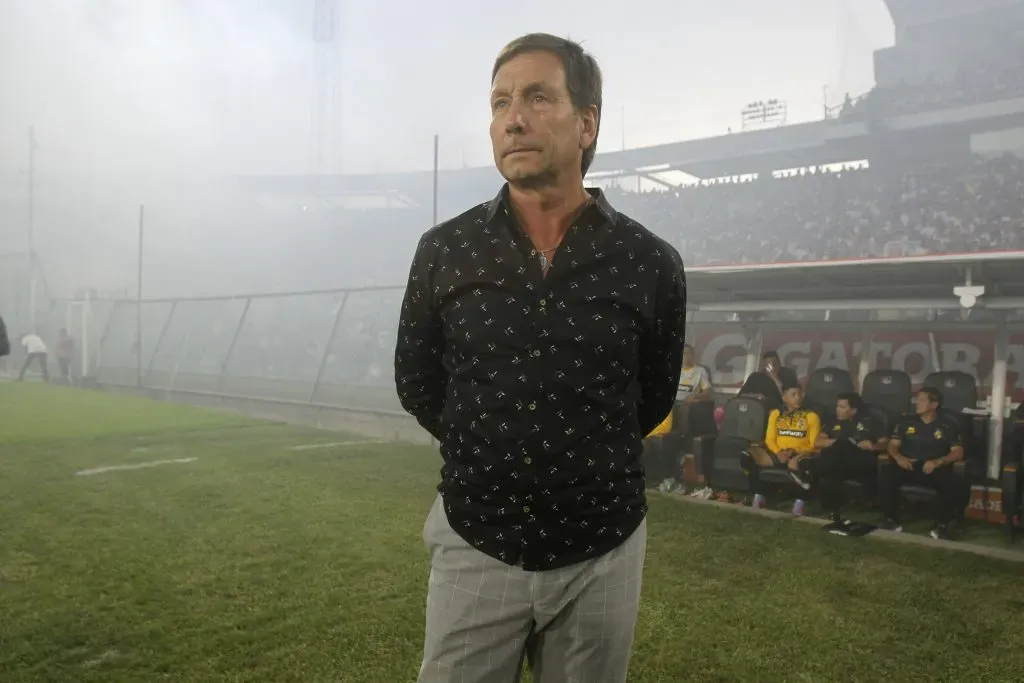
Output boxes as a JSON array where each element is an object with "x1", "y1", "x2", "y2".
[
  {"x1": 605, "y1": 154, "x2": 1024, "y2": 266},
  {"x1": 254, "y1": 152, "x2": 1024, "y2": 271}
]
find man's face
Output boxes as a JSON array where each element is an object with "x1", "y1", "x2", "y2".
[
  {"x1": 783, "y1": 387, "x2": 803, "y2": 411},
  {"x1": 682, "y1": 347, "x2": 695, "y2": 367},
  {"x1": 836, "y1": 399, "x2": 855, "y2": 422},
  {"x1": 489, "y1": 51, "x2": 597, "y2": 188},
  {"x1": 915, "y1": 391, "x2": 938, "y2": 415}
]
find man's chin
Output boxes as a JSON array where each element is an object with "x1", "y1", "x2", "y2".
[{"x1": 500, "y1": 166, "x2": 557, "y2": 189}]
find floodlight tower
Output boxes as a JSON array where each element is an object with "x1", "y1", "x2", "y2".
[{"x1": 309, "y1": 0, "x2": 341, "y2": 175}]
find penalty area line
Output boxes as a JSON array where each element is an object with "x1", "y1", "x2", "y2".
[
  {"x1": 76, "y1": 458, "x2": 199, "y2": 477},
  {"x1": 286, "y1": 440, "x2": 385, "y2": 452}
]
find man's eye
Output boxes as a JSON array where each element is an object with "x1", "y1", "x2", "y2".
[
  {"x1": 492, "y1": 100, "x2": 509, "y2": 111},
  {"x1": 531, "y1": 93, "x2": 547, "y2": 103}
]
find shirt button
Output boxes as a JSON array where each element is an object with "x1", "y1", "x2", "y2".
[
  {"x1": 523, "y1": 506, "x2": 531, "y2": 513},
  {"x1": 528, "y1": 402, "x2": 537, "y2": 411},
  {"x1": 532, "y1": 350, "x2": 541, "y2": 357},
  {"x1": 524, "y1": 456, "x2": 532, "y2": 464},
  {"x1": 539, "y1": 298, "x2": 547, "y2": 306}
]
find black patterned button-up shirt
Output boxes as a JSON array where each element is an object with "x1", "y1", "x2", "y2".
[{"x1": 395, "y1": 185, "x2": 687, "y2": 571}]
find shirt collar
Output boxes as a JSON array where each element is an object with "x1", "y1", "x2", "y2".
[{"x1": 485, "y1": 183, "x2": 618, "y2": 226}]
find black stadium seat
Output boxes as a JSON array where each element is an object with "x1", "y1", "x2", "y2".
[
  {"x1": 861, "y1": 402, "x2": 892, "y2": 437},
  {"x1": 804, "y1": 367, "x2": 854, "y2": 416},
  {"x1": 719, "y1": 395, "x2": 770, "y2": 442},
  {"x1": 922, "y1": 371, "x2": 978, "y2": 415},
  {"x1": 710, "y1": 395, "x2": 769, "y2": 492},
  {"x1": 861, "y1": 370, "x2": 912, "y2": 425}
]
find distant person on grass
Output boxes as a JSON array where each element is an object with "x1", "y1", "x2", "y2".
[
  {"x1": 18, "y1": 332, "x2": 49, "y2": 382},
  {"x1": 0, "y1": 314, "x2": 9, "y2": 358},
  {"x1": 55, "y1": 328, "x2": 74, "y2": 384},
  {"x1": 395, "y1": 33, "x2": 686, "y2": 683}
]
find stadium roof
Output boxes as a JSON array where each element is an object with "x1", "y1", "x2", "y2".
[
  {"x1": 885, "y1": 0, "x2": 1022, "y2": 28},
  {"x1": 236, "y1": 121, "x2": 849, "y2": 198},
  {"x1": 689, "y1": 251, "x2": 1024, "y2": 312}
]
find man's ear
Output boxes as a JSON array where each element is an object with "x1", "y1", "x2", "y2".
[{"x1": 579, "y1": 105, "x2": 599, "y2": 151}]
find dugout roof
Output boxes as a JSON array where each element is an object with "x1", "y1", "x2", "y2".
[{"x1": 687, "y1": 251, "x2": 1024, "y2": 312}]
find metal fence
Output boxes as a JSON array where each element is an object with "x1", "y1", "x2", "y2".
[{"x1": 54, "y1": 285, "x2": 408, "y2": 414}]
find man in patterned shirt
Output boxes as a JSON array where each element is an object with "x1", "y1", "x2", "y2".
[{"x1": 395, "y1": 33, "x2": 686, "y2": 683}]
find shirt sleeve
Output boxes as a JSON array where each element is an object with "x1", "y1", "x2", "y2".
[
  {"x1": 699, "y1": 366, "x2": 712, "y2": 392},
  {"x1": 941, "y1": 414, "x2": 963, "y2": 450},
  {"x1": 636, "y1": 243, "x2": 687, "y2": 436},
  {"x1": 394, "y1": 232, "x2": 446, "y2": 441},
  {"x1": 800, "y1": 411, "x2": 822, "y2": 454},
  {"x1": 765, "y1": 409, "x2": 781, "y2": 454}
]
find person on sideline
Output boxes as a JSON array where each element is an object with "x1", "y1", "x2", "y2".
[
  {"x1": 0, "y1": 314, "x2": 9, "y2": 358},
  {"x1": 55, "y1": 328, "x2": 75, "y2": 384},
  {"x1": 814, "y1": 392, "x2": 887, "y2": 526},
  {"x1": 18, "y1": 332, "x2": 49, "y2": 382},
  {"x1": 394, "y1": 33, "x2": 686, "y2": 683},
  {"x1": 741, "y1": 382, "x2": 822, "y2": 515},
  {"x1": 880, "y1": 387, "x2": 964, "y2": 540},
  {"x1": 651, "y1": 343, "x2": 715, "y2": 493}
]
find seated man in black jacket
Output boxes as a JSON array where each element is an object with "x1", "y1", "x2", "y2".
[
  {"x1": 880, "y1": 387, "x2": 964, "y2": 540},
  {"x1": 814, "y1": 392, "x2": 887, "y2": 526}
]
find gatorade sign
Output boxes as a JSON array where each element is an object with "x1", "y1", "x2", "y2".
[{"x1": 693, "y1": 329, "x2": 1024, "y2": 400}]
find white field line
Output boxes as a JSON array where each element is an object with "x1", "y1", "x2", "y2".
[
  {"x1": 286, "y1": 440, "x2": 385, "y2": 451},
  {"x1": 76, "y1": 458, "x2": 199, "y2": 477}
]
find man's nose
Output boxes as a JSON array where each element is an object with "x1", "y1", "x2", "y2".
[{"x1": 502, "y1": 101, "x2": 527, "y2": 135}]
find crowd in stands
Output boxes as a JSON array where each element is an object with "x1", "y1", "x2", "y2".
[
  {"x1": 839, "y1": 55, "x2": 1024, "y2": 122},
  {"x1": 607, "y1": 153, "x2": 1024, "y2": 265}
]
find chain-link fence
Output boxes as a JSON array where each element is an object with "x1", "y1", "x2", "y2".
[{"x1": 73, "y1": 285, "x2": 406, "y2": 414}]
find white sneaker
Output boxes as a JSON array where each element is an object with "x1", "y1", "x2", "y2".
[{"x1": 689, "y1": 486, "x2": 714, "y2": 500}]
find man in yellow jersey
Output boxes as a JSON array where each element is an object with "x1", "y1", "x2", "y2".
[{"x1": 741, "y1": 381, "x2": 822, "y2": 515}]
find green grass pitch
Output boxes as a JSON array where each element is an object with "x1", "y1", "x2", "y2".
[{"x1": 2, "y1": 382, "x2": 1024, "y2": 682}]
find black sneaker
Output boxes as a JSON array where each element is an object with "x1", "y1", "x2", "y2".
[
  {"x1": 787, "y1": 468, "x2": 811, "y2": 490},
  {"x1": 929, "y1": 524, "x2": 950, "y2": 541},
  {"x1": 824, "y1": 512, "x2": 851, "y2": 535},
  {"x1": 880, "y1": 518, "x2": 902, "y2": 532},
  {"x1": 829, "y1": 512, "x2": 849, "y2": 527}
]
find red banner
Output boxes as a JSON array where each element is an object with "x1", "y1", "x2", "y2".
[{"x1": 692, "y1": 329, "x2": 1024, "y2": 400}]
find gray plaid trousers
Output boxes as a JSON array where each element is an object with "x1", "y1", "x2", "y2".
[{"x1": 417, "y1": 495, "x2": 646, "y2": 683}]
